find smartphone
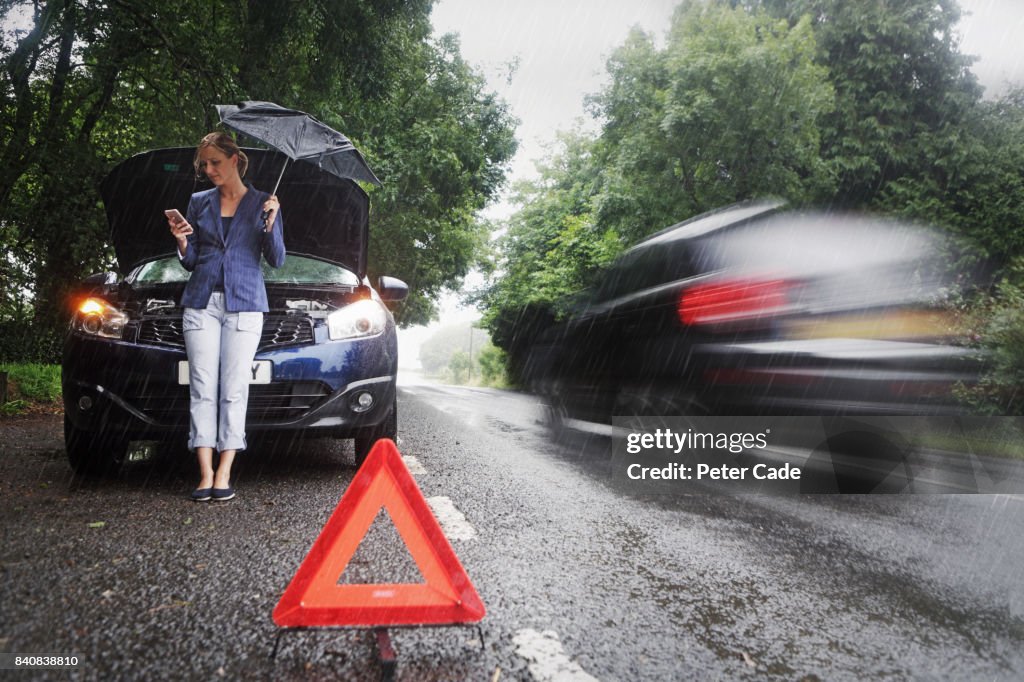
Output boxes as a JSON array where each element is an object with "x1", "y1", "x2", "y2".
[{"x1": 164, "y1": 209, "x2": 192, "y2": 234}]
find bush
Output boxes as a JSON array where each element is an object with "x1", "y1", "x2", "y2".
[
  {"x1": 446, "y1": 351, "x2": 472, "y2": 385},
  {"x1": 0, "y1": 363, "x2": 62, "y2": 403},
  {"x1": 476, "y1": 344, "x2": 508, "y2": 387},
  {"x1": 957, "y1": 260, "x2": 1024, "y2": 415},
  {"x1": 0, "y1": 321, "x2": 62, "y2": 364}
]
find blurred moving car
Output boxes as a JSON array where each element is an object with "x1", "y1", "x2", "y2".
[
  {"x1": 62, "y1": 148, "x2": 407, "y2": 475},
  {"x1": 528, "y1": 200, "x2": 983, "y2": 423}
]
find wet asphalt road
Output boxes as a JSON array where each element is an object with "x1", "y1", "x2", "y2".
[{"x1": 2, "y1": 382, "x2": 1024, "y2": 681}]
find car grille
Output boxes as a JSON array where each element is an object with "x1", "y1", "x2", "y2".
[
  {"x1": 137, "y1": 315, "x2": 314, "y2": 351},
  {"x1": 138, "y1": 318, "x2": 184, "y2": 348},
  {"x1": 247, "y1": 381, "x2": 333, "y2": 420},
  {"x1": 260, "y1": 316, "x2": 314, "y2": 349},
  {"x1": 126, "y1": 380, "x2": 333, "y2": 423}
]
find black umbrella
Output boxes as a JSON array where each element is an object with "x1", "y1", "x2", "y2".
[{"x1": 215, "y1": 101, "x2": 381, "y2": 225}]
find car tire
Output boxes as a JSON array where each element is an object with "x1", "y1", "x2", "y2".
[
  {"x1": 64, "y1": 415, "x2": 125, "y2": 478},
  {"x1": 353, "y1": 400, "x2": 398, "y2": 468},
  {"x1": 541, "y1": 392, "x2": 575, "y2": 444},
  {"x1": 541, "y1": 383, "x2": 568, "y2": 426}
]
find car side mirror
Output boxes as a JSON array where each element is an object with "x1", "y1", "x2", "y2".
[{"x1": 377, "y1": 276, "x2": 408, "y2": 303}]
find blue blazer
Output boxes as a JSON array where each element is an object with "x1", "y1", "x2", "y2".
[{"x1": 178, "y1": 184, "x2": 286, "y2": 312}]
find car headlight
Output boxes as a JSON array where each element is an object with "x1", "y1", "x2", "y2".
[
  {"x1": 74, "y1": 297, "x2": 128, "y2": 339},
  {"x1": 327, "y1": 299, "x2": 387, "y2": 340}
]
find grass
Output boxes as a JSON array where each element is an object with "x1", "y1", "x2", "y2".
[
  {"x1": 0, "y1": 363, "x2": 61, "y2": 414},
  {"x1": 914, "y1": 422, "x2": 1024, "y2": 461}
]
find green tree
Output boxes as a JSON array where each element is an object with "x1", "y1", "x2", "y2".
[
  {"x1": 476, "y1": 343, "x2": 506, "y2": 386},
  {"x1": 755, "y1": 0, "x2": 983, "y2": 209},
  {"x1": 476, "y1": 129, "x2": 621, "y2": 379},
  {"x1": 447, "y1": 350, "x2": 471, "y2": 385},
  {"x1": 356, "y1": 33, "x2": 518, "y2": 324},
  {"x1": 0, "y1": 0, "x2": 516, "y2": 360},
  {"x1": 880, "y1": 88, "x2": 1024, "y2": 269},
  {"x1": 589, "y1": 1, "x2": 834, "y2": 242},
  {"x1": 750, "y1": 1, "x2": 1024, "y2": 271}
]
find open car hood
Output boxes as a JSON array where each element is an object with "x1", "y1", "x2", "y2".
[{"x1": 101, "y1": 147, "x2": 369, "y2": 276}]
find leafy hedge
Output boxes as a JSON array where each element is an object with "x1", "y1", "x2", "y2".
[{"x1": 0, "y1": 322, "x2": 62, "y2": 365}]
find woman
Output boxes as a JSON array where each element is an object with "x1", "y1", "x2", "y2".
[{"x1": 167, "y1": 132, "x2": 286, "y2": 501}]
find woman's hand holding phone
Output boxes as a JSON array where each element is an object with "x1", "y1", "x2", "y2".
[{"x1": 165, "y1": 209, "x2": 193, "y2": 240}]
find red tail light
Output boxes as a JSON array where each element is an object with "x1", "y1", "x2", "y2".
[{"x1": 677, "y1": 277, "x2": 791, "y2": 327}]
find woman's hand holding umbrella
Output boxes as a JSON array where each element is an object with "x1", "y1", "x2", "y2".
[{"x1": 262, "y1": 195, "x2": 280, "y2": 232}]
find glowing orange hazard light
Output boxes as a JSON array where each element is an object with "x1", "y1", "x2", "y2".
[{"x1": 272, "y1": 438, "x2": 486, "y2": 627}]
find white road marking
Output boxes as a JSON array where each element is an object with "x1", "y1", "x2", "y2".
[
  {"x1": 401, "y1": 455, "x2": 427, "y2": 475},
  {"x1": 426, "y1": 496, "x2": 477, "y2": 541},
  {"x1": 512, "y1": 629, "x2": 599, "y2": 682}
]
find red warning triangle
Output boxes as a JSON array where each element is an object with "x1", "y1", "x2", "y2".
[{"x1": 273, "y1": 438, "x2": 485, "y2": 627}]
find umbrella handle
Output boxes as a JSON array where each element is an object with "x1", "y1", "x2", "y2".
[{"x1": 262, "y1": 157, "x2": 289, "y2": 231}]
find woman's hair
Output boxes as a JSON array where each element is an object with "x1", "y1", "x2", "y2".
[{"x1": 194, "y1": 131, "x2": 248, "y2": 179}]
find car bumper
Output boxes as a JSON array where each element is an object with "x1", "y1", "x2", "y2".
[
  {"x1": 693, "y1": 338, "x2": 984, "y2": 415},
  {"x1": 62, "y1": 332, "x2": 397, "y2": 438}
]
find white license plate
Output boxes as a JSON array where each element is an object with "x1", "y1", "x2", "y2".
[{"x1": 177, "y1": 360, "x2": 273, "y2": 385}]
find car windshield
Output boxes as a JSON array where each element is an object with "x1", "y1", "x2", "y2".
[{"x1": 133, "y1": 255, "x2": 360, "y2": 286}]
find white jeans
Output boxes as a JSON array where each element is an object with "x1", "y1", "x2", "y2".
[{"x1": 183, "y1": 293, "x2": 263, "y2": 452}]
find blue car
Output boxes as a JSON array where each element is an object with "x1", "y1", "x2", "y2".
[{"x1": 62, "y1": 148, "x2": 407, "y2": 475}]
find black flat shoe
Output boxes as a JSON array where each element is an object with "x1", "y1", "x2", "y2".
[
  {"x1": 191, "y1": 487, "x2": 212, "y2": 502},
  {"x1": 211, "y1": 486, "x2": 235, "y2": 501}
]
